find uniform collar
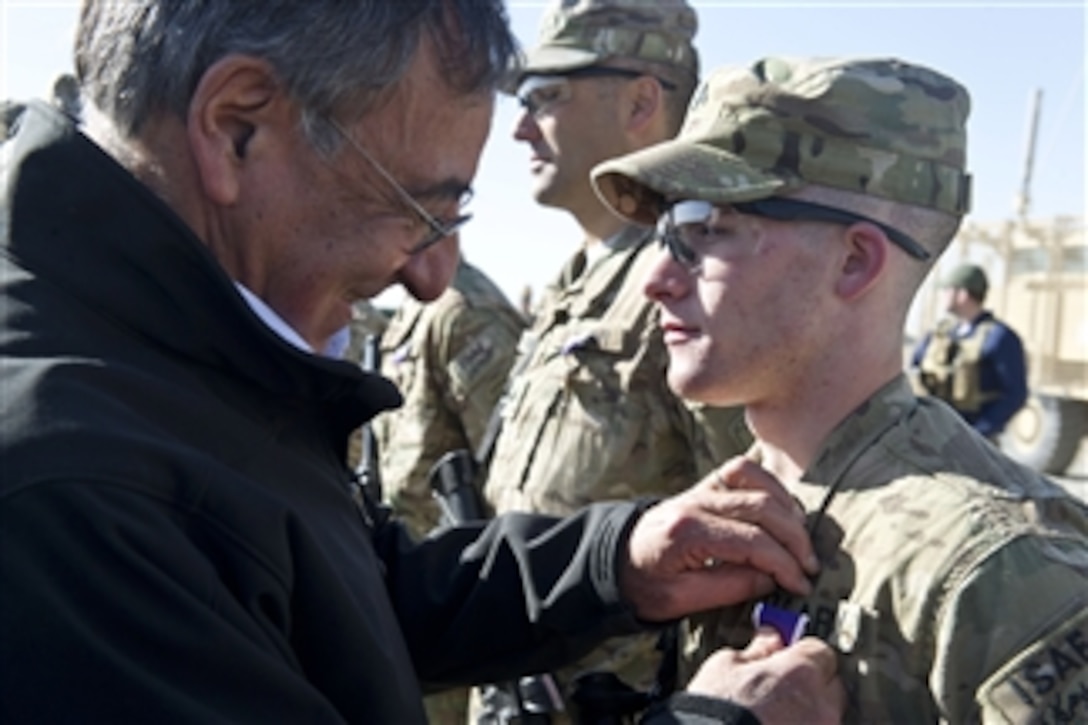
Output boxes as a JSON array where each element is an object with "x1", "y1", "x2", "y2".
[
  {"x1": 748, "y1": 375, "x2": 918, "y2": 490},
  {"x1": 805, "y1": 375, "x2": 918, "y2": 487}
]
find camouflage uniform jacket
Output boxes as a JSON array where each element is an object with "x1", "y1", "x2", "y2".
[
  {"x1": 374, "y1": 260, "x2": 524, "y2": 539},
  {"x1": 681, "y1": 375, "x2": 1088, "y2": 724},
  {"x1": 483, "y1": 226, "x2": 751, "y2": 695}
]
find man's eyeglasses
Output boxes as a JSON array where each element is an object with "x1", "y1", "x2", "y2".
[
  {"x1": 657, "y1": 197, "x2": 931, "y2": 275},
  {"x1": 330, "y1": 120, "x2": 473, "y2": 255},
  {"x1": 516, "y1": 66, "x2": 677, "y2": 118}
]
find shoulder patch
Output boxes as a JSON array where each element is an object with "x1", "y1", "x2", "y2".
[
  {"x1": 980, "y1": 605, "x2": 1088, "y2": 723},
  {"x1": 449, "y1": 334, "x2": 498, "y2": 387}
]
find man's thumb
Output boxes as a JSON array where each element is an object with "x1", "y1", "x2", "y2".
[{"x1": 741, "y1": 626, "x2": 785, "y2": 661}]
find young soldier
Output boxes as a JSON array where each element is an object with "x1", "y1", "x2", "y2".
[{"x1": 593, "y1": 54, "x2": 1088, "y2": 723}]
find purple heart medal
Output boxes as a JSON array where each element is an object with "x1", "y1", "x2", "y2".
[{"x1": 752, "y1": 602, "x2": 809, "y2": 645}]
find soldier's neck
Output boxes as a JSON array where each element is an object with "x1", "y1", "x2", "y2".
[
  {"x1": 573, "y1": 201, "x2": 629, "y2": 246},
  {"x1": 749, "y1": 348, "x2": 904, "y2": 484}
]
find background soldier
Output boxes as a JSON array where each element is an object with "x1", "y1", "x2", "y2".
[
  {"x1": 593, "y1": 54, "x2": 1088, "y2": 722},
  {"x1": 479, "y1": 0, "x2": 753, "y2": 714},
  {"x1": 910, "y1": 262, "x2": 1028, "y2": 440},
  {"x1": 342, "y1": 299, "x2": 390, "y2": 371},
  {"x1": 51, "y1": 73, "x2": 83, "y2": 121},
  {"x1": 353, "y1": 256, "x2": 524, "y2": 724},
  {"x1": 372, "y1": 256, "x2": 523, "y2": 540}
]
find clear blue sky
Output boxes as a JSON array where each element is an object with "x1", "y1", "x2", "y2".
[{"x1": 3, "y1": 1, "x2": 1084, "y2": 307}]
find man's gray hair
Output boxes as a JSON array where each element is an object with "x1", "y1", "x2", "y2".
[{"x1": 75, "y1": 0, "x2": 517, "y2": 151}]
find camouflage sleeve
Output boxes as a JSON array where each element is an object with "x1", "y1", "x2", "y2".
[
  {"x1": 670, "y1": 399, "x2": 753, "y2": 478},
  {"x1": 933, "y1": 533, "x2": 1088, "y2": 723},
  {"x1": 433, "y1": 300, "x2": 524, "y2": 452}
]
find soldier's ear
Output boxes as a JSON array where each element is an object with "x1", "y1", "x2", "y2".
[
  {"x1": 624, "y1": 75, "x2": 663, "y2": 135},
  {"x1": 835, "y1": 222, "x2": 888, "y2": 301}
]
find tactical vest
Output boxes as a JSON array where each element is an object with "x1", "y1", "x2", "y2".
[{"x1": 918, "y1": 318, "x2": 999, "y2": 414}]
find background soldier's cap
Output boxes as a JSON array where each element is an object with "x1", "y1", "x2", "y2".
[
  {"x1": 506, "y1": 0, "x2": 699, "y2": 91},
  {"x1": 942, "y1": 263, "x2": 989, "y2": 298},
  {"x1": 592, "y1": 56, "x2": 973, "y2": 225}
]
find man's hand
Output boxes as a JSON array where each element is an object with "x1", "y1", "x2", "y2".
[
  {"x1": 621, "y1": 456, "x2": 818, "y2": 621},
  {"x1": 686, "y1": 628, "x2": 846, "y2": 725}
]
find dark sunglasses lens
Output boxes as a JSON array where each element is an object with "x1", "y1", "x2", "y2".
[{"x1": 662, "y1": 228, "x2": 696, "y2": 269}]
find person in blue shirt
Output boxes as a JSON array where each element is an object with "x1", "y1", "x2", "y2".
[{"x1": 911, "y1": 263, "x2": 1028, "y2": 439}]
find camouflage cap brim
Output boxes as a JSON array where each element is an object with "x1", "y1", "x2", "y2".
[
  {"x1": 592, "y1": 140, "x2": 791, "y2": 226},
  {"x1": 523, "y1": 44, "x2": 604, "y2": 75},
  {"x1": 500, "y1": 45, "x2": 602, "y2": 94},
  {"x1": 506, "y1": 0, "x2": 700, "y2": 95}
]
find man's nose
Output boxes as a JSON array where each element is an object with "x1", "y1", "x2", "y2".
[
  {"x1": 512, "y1": 108, "x2": 541, "y2": 142},
  {"x1": 643, "y1": 246, "x2": 687, "y2": 303},
  {"x1": 397, "y1": 234, "x2": 461, "y2": 302}
]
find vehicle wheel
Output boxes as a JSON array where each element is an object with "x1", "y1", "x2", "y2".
[{"x1": 1000, "y1": 394, "x2": 1087, "y2": 474}]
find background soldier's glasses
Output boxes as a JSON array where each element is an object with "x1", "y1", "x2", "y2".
[{"x1": 516, "y1": 66, "x2": 677, "y2": 118}]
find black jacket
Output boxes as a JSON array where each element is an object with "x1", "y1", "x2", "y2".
[{"x1": 0, "y1": 102, "x2": 647, "y2": 723}]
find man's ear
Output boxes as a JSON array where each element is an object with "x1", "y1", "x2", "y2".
[
  {"x1": 186, "y1": 55, "x2": 283, "y2": 205},
  {"x1": 624, "y1": 75, "x2": 664, "y2": 135},
  {"x1": 835, "y1": 222, "x2": 888, "y2": 301}
]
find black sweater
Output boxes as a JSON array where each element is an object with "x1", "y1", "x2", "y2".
[{"x1": 0, "y1": 102, "x2": 646, "y2": 723}]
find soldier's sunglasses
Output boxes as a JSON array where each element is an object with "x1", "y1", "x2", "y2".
[
  {"x1": 516, "y1": 66, "x2": 677, "y2": 118},
  {"x1": 657, "y1": 197, "x2": 931, "y2": 274}
]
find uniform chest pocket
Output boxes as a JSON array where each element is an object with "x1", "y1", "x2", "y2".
[
  {"x1": 490, "y1": 323, "x2": 659, "y2": 506},
  {"x1": 558, "y1": 325, "x2": 645, "y2": 397},
  {"x1": 502, "y1": 324, "x2": 644, "y2": 435}
]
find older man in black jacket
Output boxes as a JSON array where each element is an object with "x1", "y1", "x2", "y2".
[{"x1": 0, "y1": 2, "x2": 843, "y2": 723}]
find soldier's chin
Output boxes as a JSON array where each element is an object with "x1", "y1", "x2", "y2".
[{"x1": 666, "y1": 364, "x2": 717, "y2": 405}]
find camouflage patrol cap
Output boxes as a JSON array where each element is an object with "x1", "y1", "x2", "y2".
[
  {"x1": 508, "y1": 0, "x2": 699, "y2": 89},
  {"x1": 942, "y1": 263, "x2": 988, "y2": 298},
  {"x1": 592, "y1": 56, "x2": 973, "y2": 225}
]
